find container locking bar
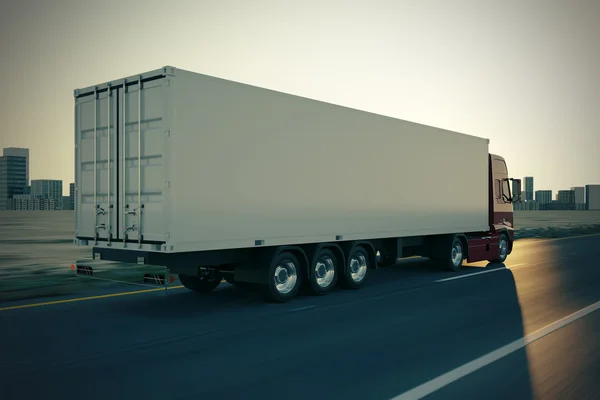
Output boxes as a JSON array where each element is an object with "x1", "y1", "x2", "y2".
[
  {"x1": 137, "y1": 77, "x2": 143, "y2": 248},
  {"x1": 122, "y1": 79, "x2": 128, "y2": 246},
  {"x1": 93, "y1": 87, "x2": 99, "y2": 244},
  {"x1": 107, "y1": 84, "x2": 112, "y2": 245}
]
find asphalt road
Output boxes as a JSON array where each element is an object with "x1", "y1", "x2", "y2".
[{"x1": 1, "y1": 235, "x2": 600, "y2": 400}]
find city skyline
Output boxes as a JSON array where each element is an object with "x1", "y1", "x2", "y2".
[
  {"x1": 3, "y1": 143, "x2": 599, "y2": 197},
  {"x1": 2, "y1": 145, "x2": 599, "y2": 210},
  {"x1": 1, "y1": 1, "x2": 599, "y2": 195}
]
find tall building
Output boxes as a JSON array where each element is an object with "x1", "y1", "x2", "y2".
[
  {"x1": 31, "y1": 179, "x2": 63, "y2": 210},
  {"x1": 571, "y1": 186, "x2": 585, "y2": 209},
  {"x1": 69, "y1": 183, "x2": 75, "y2": 211},
  {"x1": 586, "y1": 184, "x2": 600, "y2": 210},
  {"x1": 535, "y1": 190, "x2": 552, "y2": 204},
  {"x1": 557, "y1": 190, "x2": 575, "y2": 204},
  {"x1": 523, "y1": 176, "x2": 534, "y2": 201},
  {"x1": 0, "y1": 155, "x2": 27, "y2": 210},
  {"x1": 3, "y1": 148, "x2": 29, "y2": 186}
]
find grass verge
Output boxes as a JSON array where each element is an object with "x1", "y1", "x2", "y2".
[
  {"x1": 0, "y1": 264, "x2": 172, "y2": 303},
  {"x1": 514, "y1": 224, "x2": 600, "y2": 240}
]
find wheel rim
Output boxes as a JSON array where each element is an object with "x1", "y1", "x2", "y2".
[
  {"x1": 451, "y1": 240, "x2": 463, "y2": 267},
  {"x1": 314, "y1": 255, "x2": 335, "y2": 288},
  {"x1": 274, "y1": 260, "x2": 298, "y2": 294},
  {"x1": 349, "y1": 252, "x2": 368, "y2": 283},
  {"x1": 499, "y1": 236, "x2": 508, "y2": 259}
]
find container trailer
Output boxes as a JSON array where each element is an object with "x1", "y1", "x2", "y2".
[{"x1": 73, "y1": 66, "x2": 521, "y2": 302}]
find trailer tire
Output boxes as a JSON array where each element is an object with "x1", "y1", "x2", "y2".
[
  {"x1": 340, "y1": 245, "x2": 370, "y2": 289},
  {"x1": 265, "y1": 251, "x2": 302, "y2": 303},
  {"x1": 307, "y1": 248, "x2": 338, "y2": 295},
  {"x1": 179, "y1": 273, "x2": 222, "y2": 293}
]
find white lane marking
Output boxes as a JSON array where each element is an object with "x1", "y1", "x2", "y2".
[
  {"x1": 435, "y1": 268, "x2": 506, "y2": 282},
  {"x1": 390, "y1": 300, "x2": 600, "y2": 400},
  {"x1": 435, "y1": 263, "x2": 528, "y2": 283},
  {"x1": 288, "y1": 305, "x2": 315, "y2": 312}
]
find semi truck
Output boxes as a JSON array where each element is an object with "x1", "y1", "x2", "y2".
[{"x1": 73, "y1": 65, "x2": 521, "y2": 302}]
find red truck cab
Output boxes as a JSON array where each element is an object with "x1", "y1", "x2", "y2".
[{"x1": 465, "y1": 154, "x2": 521, "y2": 264}]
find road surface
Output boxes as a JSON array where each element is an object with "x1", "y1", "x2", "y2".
[{"x1": 1, "y1": 235, "x2": 600, "y2": 400}]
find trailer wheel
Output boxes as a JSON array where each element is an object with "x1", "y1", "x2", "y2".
[
  {"x1": 489, "y1": 232, "x2": 509, "y2": 264},
  {"x1": 340, "y1": 245, "x2": 369, "y2": 289},
  {"x1": 443, "y1": 236, "x2": 464, "y2": 271},
  {"x1": 179, "y1": 271, "x2": 222, "y2": 293},
  {"x1": 265, "y1": 252, "x2": 302, "y2": 302},
  {"x1": 308, "y1": 248, "x2": 338, "y2": 295}
]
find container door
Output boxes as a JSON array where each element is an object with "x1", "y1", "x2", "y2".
[
  {"x1": 118, "y1": 78, "x2": 168, "y2": 246},
  {"x1": 75, "y1": 87, "x2": 119, "y2": 243}
]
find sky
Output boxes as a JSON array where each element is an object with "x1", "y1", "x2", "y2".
[{"x1": 0, "y1": 0, "x2": 598, "y2": 195}]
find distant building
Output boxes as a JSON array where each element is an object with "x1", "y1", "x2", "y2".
[
  {"x1": 8, "y1": 194, "x2": 57, "y2": 210},
  {"x1": 3, "y1": 147, "x2": 29, "y2": 186},
  {"x1": 557, "y1": 190, "x2": 575, "y2": 204},
  {"x1": 535, "y1": 190, "x2": 552, "y2": 204},
  {"x1": 31, "y1": 179, "x2": 63, "y2": 210},
  {"x1": 69, "y1": 182, "x2": 75, "y2": 211},
  {"x1": 545, "y1": 201, "x2": 576, "y2": 211},
  {"x1": 0, "y1": 155, "x2": 27, "y2": 210},
  {"x1": 586, "y1": 184, "x2": 600, "y2": 210},
  {"x1": 571, "y1": 186, "x2": 585, "y2": 210},
  {"x1": 514, "y1": 200, "x2": 540, "y2": 211},
  {"x1": 523, "y1": 176, "x2": 534, "y2": 201}
]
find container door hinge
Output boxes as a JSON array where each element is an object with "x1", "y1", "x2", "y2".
[
  {"x1": 165, "y1": 181, "x2": 171, "y2": 188},
  {"x1": 165, "y1": 130, "x2": 171, "y2": 138},
  {"x1": 165, "y1": 232, "x2": 171, "y2": 240}
]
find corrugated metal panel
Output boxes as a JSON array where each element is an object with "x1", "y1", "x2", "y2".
[
  {"x1": 75, "y1": 66, "x2": 491, "y2": 253},
  {"x1": 74, "y1": 70, "x2": 170, "y2": 247}
]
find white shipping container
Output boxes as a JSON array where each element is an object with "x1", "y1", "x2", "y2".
[{"x1": 74, "y1": 66, "x2": 490, "y2": 254}]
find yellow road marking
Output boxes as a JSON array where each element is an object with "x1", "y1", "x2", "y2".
[{"x1": 0, "y1": 285, "x2": 185, "y2": 312}]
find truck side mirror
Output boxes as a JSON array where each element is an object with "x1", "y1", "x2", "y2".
[{"x1": 511, "y1": 178, "x2": 522, "y2": 203}]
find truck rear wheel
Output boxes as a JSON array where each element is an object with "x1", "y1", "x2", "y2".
[
  {"x1": 307, "y1": 248, "x2": 338, "y2": 295},
  {"x1": 442, "y1": 236, "x2": 464, "y2": 271},
  {"x1": 179, "y1": 271, "x2": 222, "y2": 293},
  {"x1": 339, "y1": 245, "x2": 369, "y2": 289},
  {"x1": 265, "y1": 251, "x2": 302, "y2": 302}
]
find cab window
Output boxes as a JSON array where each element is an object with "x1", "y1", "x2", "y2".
[{"x1": 493, "y1": 159, "x2": 508, "y2": 175}]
